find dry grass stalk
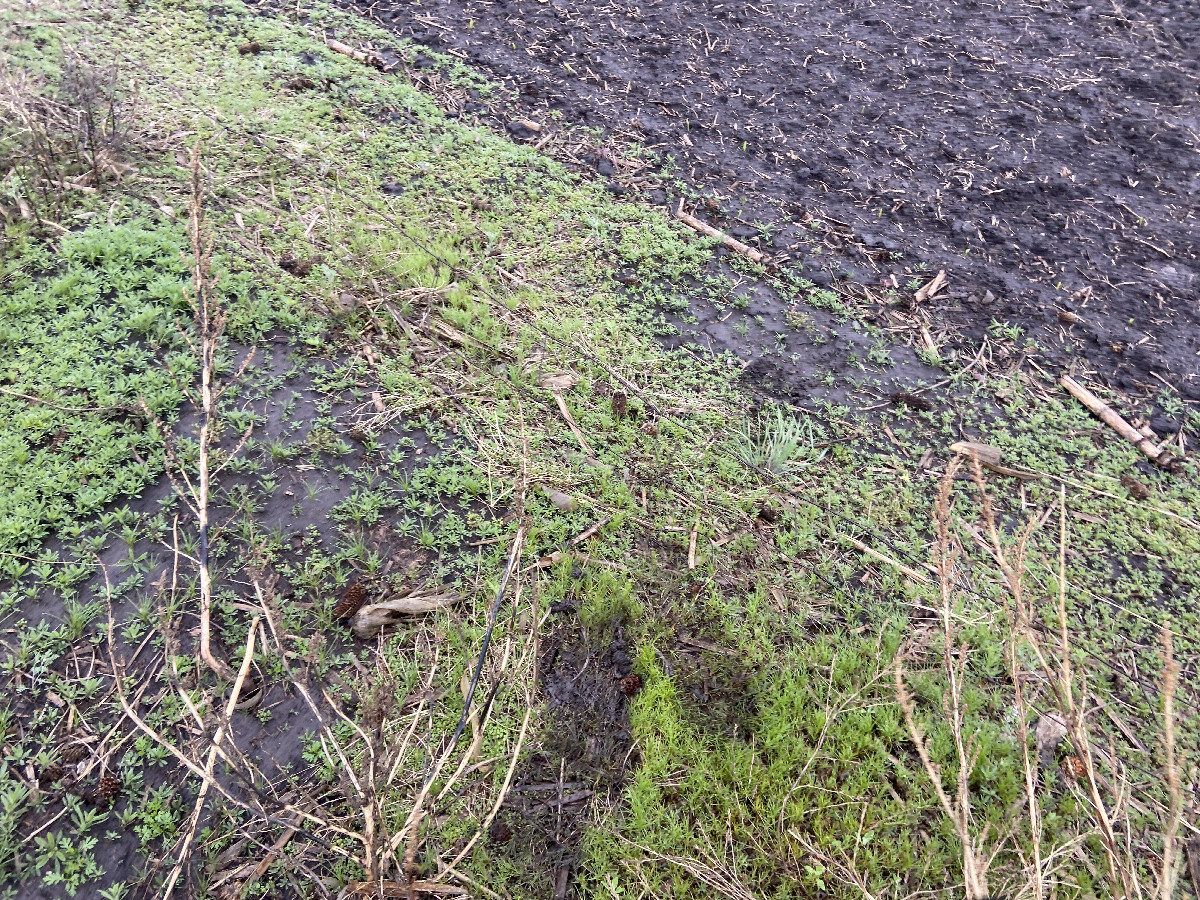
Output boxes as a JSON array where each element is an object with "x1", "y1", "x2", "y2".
[
  {"x1": 894, "y1": 458, "x2": 994, "y2": 900},
  {"x1": 837, "y1": 531, "x2": 931, "y2": 584},
  {"x1": 966, "y1": 466, "x2": 1191, "y2": 900},
  {"x1": 1045, "y1": 489, "x2": 1139, "y2": 899},
  {"x1": 186, "y1": 143, "x2": 232, "y2": 679},
  {"x1": 440, "y1": 696, "x2": 534, "y2": 876},
  {"x1": 850, "y1": 446, "x2": 1193, "y2": 900},
  {"x1": 790, "y1": 829, "x2": 880, "y2": 900},
  {"x1": 143, "y1": 143, "x2": 258, "y2": 679},
  {"x1": 1158, "y1": 628, "x2": 1182, "y2": 900},
  {"x1": 253, "y1": 580, "x2": 384, "y2": 883},
  {"x1": 971, "y1": 471, "x2": 1127, "y2": 895},
  {"x1": 1005, "y1": 612, "x2": 1044, "y2": 900},
  {"x1": 253, "y1": 550, "x2": 534, "y2": 897},
  {"x1": 624, "y1": 836, "x2": 758, "y2": 900},
  {"x1": 160, "y1": 615, "x2": 262, "y2": 896},
  {"x1": 102, "y1": 563, "x2": 354, "y2": 872},
  {"x1": 957, "y1": 454, "x2": 1045, "y2": 898},
  {"x1": 386, "y1": 527, "x2": 527, "y2": 881}
]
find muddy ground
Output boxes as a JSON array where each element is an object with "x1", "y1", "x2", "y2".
[{"x1": 343, "y1": 0, "x2": 1200, "y2": 409}]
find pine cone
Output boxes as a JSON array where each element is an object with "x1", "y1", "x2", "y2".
[
  {"x1": 333, "y1": 582, "x2": 367, "y2": 619},
  {"x1": 619, "y1": 674, "x2": 642, "y2": 696},
  {"x1": 97, "y1": 774, "x2": 121, "y2": 802},
  {"x1": 60, "y1": 744, "x2": 88, "y2": 763}
]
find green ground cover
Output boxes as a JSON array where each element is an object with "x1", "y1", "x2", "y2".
[{"x1": 1, "y1": 0, "x2": 1197, "y2": 897}]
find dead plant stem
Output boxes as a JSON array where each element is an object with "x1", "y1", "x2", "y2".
[
  {"x1": 1159, "y1": 627, "x2": 1182, "y2": 900},
  {"x1": 160, "y1": 615, "x2": 261, "y2": 898}
]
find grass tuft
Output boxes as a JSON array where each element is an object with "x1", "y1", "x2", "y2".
[{"x1": 729, "y1": 405, "x2": 826, "y2": 473}]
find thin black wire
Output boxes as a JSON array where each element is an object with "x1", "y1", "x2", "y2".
[{"x1": 421, "y1": 525, "x2": 523, "y2": 793}]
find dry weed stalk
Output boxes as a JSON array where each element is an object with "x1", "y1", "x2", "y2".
[
  {"x1": 962, "y1": 457, "x2": 1046, "y2": 900},
  {"x1": 186, "y1": 143, "x2": 239, "y2": 678},
  {"x1": 0, "y1": 55, "x2": 131, "y2": 221},
  {"x1": 385, "y1": 526, "x2": 529, "y2": 887},
  {"x1": 1158, "y1": 628, "x2": 1182, "y2": 900},
  {"x1": 160, "y1": 614, "x2": 262, "y2": 897},
  {"x1": 623, "y1": 836, "x2": 759, "y2": 900},
  {"x1": 1008, "y1": 602, "x2": 1044, "y2": 900},
  {"x1": 101, "y1": 562, "x2": 355, "y2": 896},
  {"x1": 895, "y1": 461, "x2": 994, "y2": 900},
  {"x1": 964, "y1": 461, "x2": 1189, "y2": 900},
  {"x1": 148, "y1": 143, "x2": 256, "y2": 678},
  {"x1": 252, "y1": 578, "x2": 386, "y2": 884},
  {"x1": 979, "y1": 477, "x2": 1140, "y2": 898}
]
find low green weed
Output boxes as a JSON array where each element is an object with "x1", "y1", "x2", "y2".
[{"x1": 730, "y1": 405, "x2": 827, "y2": 473}]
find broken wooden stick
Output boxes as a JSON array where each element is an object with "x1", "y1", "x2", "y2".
[
  {"x1": 675, "y1": 204, "x2": 766, "y2": 265},
  {"x1": 569, "y1": 516, "x2": 611, "y2": 546},
  {"x1": 913, "y1": 269, "x2": 947, "y2": 303},
  {"x1": 1060, "y1": 375, "x2": 1164, "y2": 463},
  {"x1": 540, "y1": 374, "x2": 596, "y2": 456},
  {"x1": 838, "y1": 532, "x2": 930, "y2": 584},
  {"x1": 325, "y1": 38, "x2": 382, "y2": 69},
  {"x1": 552, "y1": 392, "x2": 595, "y2": 456}
]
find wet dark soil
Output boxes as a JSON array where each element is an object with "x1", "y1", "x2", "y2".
[
  {"x1": 345, "y1": 0, "x2": 1200, "y2": 405},
  {"x1": 492, "y1": 582, "x2": 638, "y2": 898}
]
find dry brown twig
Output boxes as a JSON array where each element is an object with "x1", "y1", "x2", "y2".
[
  {"x1": 894, "y1": 458, "x2": 994, "y2": 900},
  {"x1": 1038, "y1": 486, "x2": 1139, "y2": 899},
  {"x1": 325, "y1": 37, "x2": 383, "y2": 69},
  {"x1": 1060, "y1": 375, "x2": 1167, "y2": 465},
  {"x1": 964, "y1": 463, "x2": 1193, "y2": 900},
  {"x1": 140, "y1": 143, "x2": 258, "y2": 679},
  {"x1": 1158, "y1": 628, "x2": 1182, "y2": 900},
  {"x1": 160, "y1": 615, "x2": 262, "y2": 897},
  {"x1": 622, "y1": 836, "x2": 758, "y2": 900},
  {"x1": 101, "y1": 562, "x2": 357, "y2": 888},
  {"x1": 184, "y1": 143, "x2": 249, "y2": 679},
  {"x1": 674, "y1": 201, "x2": 767, "y2": 266},
  {"x1": 0, "y1": 56, "x2": 131, "y2": 221}
]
